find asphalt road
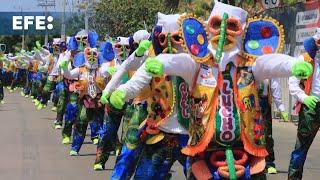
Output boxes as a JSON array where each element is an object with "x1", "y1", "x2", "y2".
[{"x1": 1, "y1": 90, "x2": 320, "y2": 180}]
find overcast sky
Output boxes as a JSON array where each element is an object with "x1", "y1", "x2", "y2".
[{"x1": 1, "y1": 0, "x2": 76, "y2": 12}]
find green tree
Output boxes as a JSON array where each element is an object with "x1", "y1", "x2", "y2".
[
  {"x1": 178, "y1": 0, "x2": 213, "y2": 19},
  {"x1": 91, "y1": 0, "x2": 180, "y2": 37},
  {"x1": 0, "y1": 36, "x2": 22, "y2": 53}
]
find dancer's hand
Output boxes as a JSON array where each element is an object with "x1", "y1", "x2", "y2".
[
  {"x1": 35, "y1": 41, "x2": 41, "y2": 50},
  {"x1": 38, "y1": 66, "x2": 45, "y2": 72},
  {"x1": 303, "y1": 96, "x2": 319, "y2": 110},
  {"x1": 135, "y1": 40, "x2": 151, "y2": 57},
  {"x1": 292, "y1": 61, "x2": 312, "y2": 79},
  {"x1": 33, "y1": 47, "x2": 40, "y2": 53},
  {"x1": 145, "y1": 57, "x2": 164, "y2": 76},
  {"x1": 280, "y1": 111, "x2": 289, "y2": 122},
  {"x1": 100, "y1": 91, "x2": 110, "y2": 105},
  {"x1": 59, "y1": 60, "x2": 68, "y2": 71},
  {"x1": 107, "y1": 67, "x2": 117, "y2": 76},
  {"x1": 110, "y1": 90, "x2": 126, "y2": 109}
]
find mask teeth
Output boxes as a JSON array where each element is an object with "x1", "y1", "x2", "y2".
[
  {"x1": 78, "y1": 39, "x2": 84, "y2": 51},
  {"x1": 121, "y1": 46, "x2": 127, "y2": 60},
  {"x1": 167, "y1": 33, "x2": 173, "y2": 54},
  {"x1": 88, "y1": 56, "x2": 96, "y2": 65}
]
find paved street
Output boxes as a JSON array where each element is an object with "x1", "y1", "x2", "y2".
[{"x1": 1, "y1": 90, "x2": 320, "y2": 180}]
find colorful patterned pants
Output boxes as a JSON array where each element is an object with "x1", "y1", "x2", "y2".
[
  {"x1": 288, "y1": 103, "x2": 320, "y2": 179},
  {"x1": 94, "y1": 105, "x2": 125, "y2": 167},
  {"x1": 62, "y1": 95, "x2": 78, "y2": 138},
  {"x1": 23, "y1": 71, "x2": 33, "y2": 95},
  {"x1": 41, "y1": 77, "x2": 55, "y2": 105},
  {"x1": 3, "y1": 71, "x2": 13, "y2": 87},
  {"x1": 111, "y1": 103, "x2": 148, "y2": 180},
  {"x1": 70, "y1": 98, "x2": 104, "y2": 153},
  {"x1": 134, "y1": 133, "x2": 189, "y2": 180},
  {"x1": 11, "y1": 69, "x2": 27, "y2": 89},
  {"x1": 55, "y1": 84, "x2": 68, "y2": 125},
  {"x1": 0, "y1": 70, "x2": 3, "y2": 100},
  {"x1": 260, "y1": 96, "x2": 275, "y2": 168}
]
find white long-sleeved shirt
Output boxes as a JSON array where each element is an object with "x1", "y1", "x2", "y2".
[
  {"x1": 289, "y1": 53, "x2": 320, "y2": 102},
  {"x1": 8, "y1": 55, "x2": 33, "y2": 69},
  {"x1": 117, "y1": 53, "x2": 298, "y2": 134},
  {"x1": 270, "y1": 78, "x2": 286, "y2": 112},
  {"x1": 49, "y1": 52, "x2": 67, "y2": 76},
  {"x1": 103, "y1": 52, "x2": 148, "y2": 95},
  {"x1": 62, "y1": 61, "x2": 114, "y2": 94}
]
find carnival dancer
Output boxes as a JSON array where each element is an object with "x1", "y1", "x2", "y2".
[
  {"x1": 91, "y1": 36, "x2": 131, "y2": 168},
  {"x1": 108, "y1": 12, "x2": 192, "y2": 179},
  {"x1": 19, "y1": 51, "x2": 34, "y2": 98},
  {"x1": 23, "y1": 52, "x2": 37, "y2": 98},
  {"x1": 9, "y1": 51, "x2": 27, "y2": 92},
  {"x1": 288, "y1": 28, "x2": 320, "y2": 180},
  {"x1": 109, "y1": 2, "x2": 313, "y2": 179},
  {"x1": 58, "y1": 31, "x2": 106, "y2": 147},
  {"x1": 5, "y1": 54, "x2": 17, "y2": 90},
  {"x1": 59, "y1": 34, "x2": 117, "y2": 155},
  {"x1": 0, "y1": 44, "x2": 7, "y2": 104},
  {"x1": 22, "y1": 48, "x2": 49, "y2": 106},
  {"x1": 94, "y1": 30, "x2": 151, "y2": 173},
  {"x1": 260, "y1": 78, "x2": 288, "y2": 174},
  {"x1": 53, "y1": 30, "x2": 90, "y2": 130},
  {"x1": 37, "y1": 39, "x2": 68, "y2": 110}
]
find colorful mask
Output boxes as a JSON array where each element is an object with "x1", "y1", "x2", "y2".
[
  {"x1": 51, "y1": 38, "x2": 61, "y2": 55},
  {"x1": 84, "y1": 47, "x2": 98, "y2": 69},
  {"x1": 114, "y1": 37, "x2": 130, "y2": 60},
  {"x1": 207, "y1": 0, "x2": 248, "y2": 70},
  {"x1": 75, "y1": 30, "x2": 89, "y2": 51},
  {"x1": 156, "y1": 12, "x2": 185, "y2": 53}
]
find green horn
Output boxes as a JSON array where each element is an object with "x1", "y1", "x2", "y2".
[
  {"x1": 215, "y1": 12, "x2": 228, "y2": 64},
  {"x1": 226, "y1": 146, "x2": 237, "y2": 180}
]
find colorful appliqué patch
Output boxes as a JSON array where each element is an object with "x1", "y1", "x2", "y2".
[
  {"x1": 242, "y1": 16, "x2": 285, "y2": 59},
  {"x1": 178, "y1": 14, "x2": 212, "y2": 63},
  {"x1": 196, "y1": 64, "x2": 218, "y2": 88}
]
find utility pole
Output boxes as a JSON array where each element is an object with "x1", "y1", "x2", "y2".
[
  {"x1": 14, "y1": 0, "x2": 28, "y2": 50},
  {"x1": 61, "y1": 0, "x2": 66, "y2": 42},
  {"x1": 79, "y1": 0, "x2": 95, "y2": 33},
  {"x1": 85, "y1": 7, "x2": 88, "y2": 33},
  {"x1": 38, "y1": 0, "x2": 56, "y2": 45}
]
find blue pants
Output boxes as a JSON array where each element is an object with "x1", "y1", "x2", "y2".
[
  {"x1": 133, "y1": 134, "x2": 189, "y2": 180},
  {"x1": 94, "y1": 106, "x2": 124, "y2": 167},
  {"x1": 71, "y1": 99, "x2": 104, "y2": 153}
]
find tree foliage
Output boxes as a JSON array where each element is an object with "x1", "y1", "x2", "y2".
[
  {"x1": 91, "y1": 0, "x2": 301, "y2": 37},
  {"x1": 91, "y1": 0, "x2": 180, "y2": 37},
  {"x1": 0, "y1": 0, "x2": 304, "y2": 52},
  {"x1": 178, "y1": 0, "x2": 213, "y2": 19}
]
